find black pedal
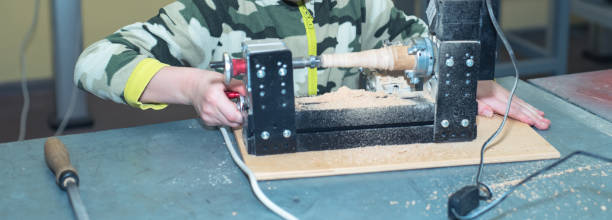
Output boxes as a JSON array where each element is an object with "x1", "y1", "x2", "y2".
[{"x1": 448, "y1": 185, "x2": 480, "y2": 219}]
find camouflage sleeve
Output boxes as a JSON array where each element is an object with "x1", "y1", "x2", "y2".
[
  {"x1": 360, "y1": 0, "x2": 428, "y2": 50},
  {"x1": 74, "y1": 0, "x2": 220, "y2": 104}
]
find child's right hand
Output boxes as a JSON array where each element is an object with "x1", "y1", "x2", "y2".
[
  {"x1": 140, "y1": 66, "x2": 246, "y2": 128},
  {"x1": 187, "y1": 69, "x2": 246, "y2": 128}
]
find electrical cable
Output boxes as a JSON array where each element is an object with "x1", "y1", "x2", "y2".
[
  {"x1": 450, "y1": 0, "x2": 612, "y2": 218},
  {"x1": 18, "y1": 0, "x2": 42, "y2": 141},
  {"x1": 18, "y1": 0, "x2": 80, "y2": 140},
  {"x1": 452, "y1": 151, "x2": 612, "y2": 219},
  {"x1": 474, "y1": 0, "x2": 520, "y2": 188},
  {"x1": 54, "y1": 85, "x2": 79, "y2": 136},
  {"x1": 219, "y1": 127, "x2": 299, "y2": 220}
]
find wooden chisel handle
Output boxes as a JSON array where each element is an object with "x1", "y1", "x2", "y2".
[{"x1": 45, "y1": 137, "x2": 79, "y2": 190}]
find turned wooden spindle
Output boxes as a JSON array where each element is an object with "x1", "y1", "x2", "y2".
[{"x1": 320, "y1": 46, "x2": 416, "y2": 71}]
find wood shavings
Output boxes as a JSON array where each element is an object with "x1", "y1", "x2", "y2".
[
  {"x1": 295, "y1": 86, "x2": 430, "y2": 111},
  {"x1": 389, "y1": 201, "x2": 398, "y2": 206},
  {"x1": 489, "y1": 164, "x2": 603, "y2": 190}
]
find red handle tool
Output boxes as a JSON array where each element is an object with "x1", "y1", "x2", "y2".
[{"x1": 225, "y1": 91, "x2": 241, "y2": 99}]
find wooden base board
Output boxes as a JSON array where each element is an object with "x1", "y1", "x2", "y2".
[{"x1": 233, "y1": 116, "x2": 560, "y2": 180}]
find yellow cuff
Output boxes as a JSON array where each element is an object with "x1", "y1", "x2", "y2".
[{"x1": 124, "y1": 58, "x2": 169, "y2": 110}]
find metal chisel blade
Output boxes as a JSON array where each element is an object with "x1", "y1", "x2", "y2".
[{"x1": 66, "y1": 181, "x2": 90, "y2": 220}]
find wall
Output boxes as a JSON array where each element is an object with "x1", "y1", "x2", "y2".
[{"x1": 0, "y1": 0, "x2": 174, "y2": 83}]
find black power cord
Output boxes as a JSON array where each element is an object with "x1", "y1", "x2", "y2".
[
  {"x1": 448, "y1": 0, "x2": 612, "y2": 219},
  {"x1": 449, "y1": 151, "x2": 612, "y2": 219}
]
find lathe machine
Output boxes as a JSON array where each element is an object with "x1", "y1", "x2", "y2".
[{"x1": 211, "y1": 0, "x2": 498, "y2": 156}]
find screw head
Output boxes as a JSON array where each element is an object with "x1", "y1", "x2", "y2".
[
  {"x1": 441, "y1": 120, "x2": 450, "y2": 128},
  {"x1": 445, "y1": 57, "x2": 454, "y2": 67},
  {"x1": 260, "y1": 131, "x2": 270, "y2": 140},
  {"x1": 466, "y1": 58, "x2": 474, "y2": 67},
  {"x1": 281, "y1": 82, "x2": 286, "y2": 87},
  {"x1": 278, "y1": 68, "x2": 287, "y2": 76},
  {"x1": 461, "y1": 119, "x2": 470, "y2": 127},
  {"x1": 277, "y1": 61, "x2": 282, "y2": 66},
  {"x1": 283, "y1": 129, "x2": 292, "y2": 138},
  {"x1": 281, "y1": 89, "x2": 287, "y2": 95},
  {"x1": 259, "y1": 91, "x2": 265, "y2": 97},
  {"x1": 257, "y1": 69, "x2": 266, "y2": 78}
]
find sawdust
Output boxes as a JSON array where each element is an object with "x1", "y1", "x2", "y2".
[
  {"x1": 295, "y1": 86, "x2": 429, "y2": 111},
  {"x1": 232, "y1": 211, "x2": 237, "y2": 216},
  {"x1": 389, "y1": 201, "x2": 399, "y2": 206},
  {"x1": 489, "y1": 164, "x2": 597, "y2": 190},
  {"x1": 602, "y1": 205, "x2": 607, "y2": 211}
]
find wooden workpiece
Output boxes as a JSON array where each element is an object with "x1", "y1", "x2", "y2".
[
  {"x1": 320, "y1": 45, "x2": 416, "y2": 71},
  {"x1": 234, "y1": 114, "x2": 560, "y2": 181}
]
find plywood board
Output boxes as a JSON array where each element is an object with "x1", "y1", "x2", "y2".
[{"x1": 233, "y1": 116, "x2": 560, "y2": 180}]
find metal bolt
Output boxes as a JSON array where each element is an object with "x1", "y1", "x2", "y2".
[
  {"x1": 466, "y1": 80, "x2": 471, "y2": 84},
  {"x1": 281, "y1": 89, "x2": 287, "y2": 95},
  {"x1": 283, "y1": 129, "x2": 292, "y2": 138},
  {"x1": 278, "y1": 67, "x2": 287, "y2": 76},
  {"x1": 282, "y1": 102, "x2": 287, "y2": 108},
  {"x1": 255, "y1": 64, "x2": 261, "y2": 69},
  {"x1": 466, "y1": 73, "x2": 471, "y2": 77},
  {"x1": 261, "y1": 131, "x2": 270, "y2": 140},
  {"x1": 441, "y1": 120, "x2": 450, "y2": 128},
  {"x1": 259, "y1": 91, "x2": 265, "y2": 97},
  {"x1": 446, "y1": 57, "x2": 454, "y2": 67},
  {"x1": 461, "y1": 119, "x2": 470, "y2": 127},
  {"x1": 259, "y1": 84, "x2": 264, "y2": 89},
  {"x1": 281, "y1": 82, "x2": 286, "y2": 87},
  {"x1": 277, "y1": 61, "x2": 282, "y2": 66},
  {"x1": 283, "y1": 64, "x2": 287, "y2": 68},
  {"x1": 445, "y1": 80, "x2": 450, "y2": 85},
  {"x1": 257, "y1": 69, "x2": 266, "y2": 78},
  {"x1": 466, "y1": 58, "x2": 474, "y2": 67}
]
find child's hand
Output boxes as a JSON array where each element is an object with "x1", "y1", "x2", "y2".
[
  {"x1": 476, "y1": 80, "x2": 550, "y2": 130},
  {"x1": 188, "y1": 69, "x2": 246, "y2": 127},
  {"x1": 140, "y1": 66, "x2": 246, "y2": 128}
]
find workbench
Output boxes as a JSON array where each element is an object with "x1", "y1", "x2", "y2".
[
  {"x1": 1, "y1": 77, "x2": 610, "y2": 219},
  {"x1": 530, "y1": 69, "x2": 612, "y2": 122}
]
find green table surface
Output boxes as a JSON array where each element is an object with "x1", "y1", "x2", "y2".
[{"x1": 1, "y1": 77, "x2": 610, "y2": 219}]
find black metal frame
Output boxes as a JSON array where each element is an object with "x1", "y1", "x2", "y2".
[{"x1": 243, "y1": 0, "x2": 493, "y2": 155}]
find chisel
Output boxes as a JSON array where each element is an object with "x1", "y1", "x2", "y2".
[{"x1": 44, "y1": 137, "x2": 90, "y2": 220}]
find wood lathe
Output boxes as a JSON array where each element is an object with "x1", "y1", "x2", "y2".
[{"x1": 210, "y1": 0, "x2": 499, "y2": 156}]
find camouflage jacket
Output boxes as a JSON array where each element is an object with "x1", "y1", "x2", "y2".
[{"x1": 74, "y1": 0, "x2": 428, "y2": 107}]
